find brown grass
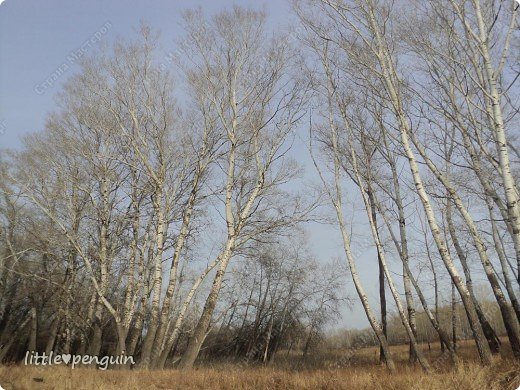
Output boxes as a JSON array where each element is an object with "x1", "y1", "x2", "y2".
[{"x1": 0, "y1": 340, "x2": 518, "y2": 390}]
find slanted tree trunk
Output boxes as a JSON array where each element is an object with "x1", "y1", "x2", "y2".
[
  {"x1": 151, "y1": 160, "x2": 210, "y2": 367},
  {"x1": 343, "y1": 129, "x2": 430, "y2": 371},
  {"x1": 487, "y1": 198, "x2": 520, "y2": 323},
  {"x1": 410, "y1": 132, "x2": 520, "y2": 359},
  {"x1": 262, "y1": 314, "x2": 275, "y2": 364},
  {"x1": 401, "y1": 121, "x2": 490, "y2": 362},
  {"x1": 178, "y1": 245, "x2": 235, "y2": 368},
  {"x1": 355, "y1": 0, "x2": 492, "y2": 365},
  {"x1": 452, "y1": 282, "x2": 457, "y2": 352},
  {"x1": 139, "y1": 185, "x2": 167, "y2": 368},
  {"x1": 445, "y1": 201, "x2": 501, "y2": 354},
  {"x1": 377, "y1": 129, "x2": 418, "y2": 363},
  {"x1": 151, "y1": 201, "x2": 194, "y2": 365},
  {"x1": 309, "y1": 89, "x2": 395, "y2": 370},
  {"x1": 178, "y1": 136, "x2": 240, "y2": 369},
  {"x1": 156, "y1": 256, "x2": 221, "y2": 369},
  {"x1": 335, "y1": 206, "x2": 395, "y2": 372},
  {"x1": 178, "y1": 10, "x2": 290, "y2": 368},
  {"x1": 469, "y1": 0, "x2": 520, "y2": 286},
  {"x1": 376, "y1": 195, "x2": 457, "y2": 362},
  {"x1": 368, "y1": 191, "x2": 387, "y2": 365}
]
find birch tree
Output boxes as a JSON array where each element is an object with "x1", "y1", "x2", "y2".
[{"x1": 177, "y1": 7, "x2": 309, "y2": 368}]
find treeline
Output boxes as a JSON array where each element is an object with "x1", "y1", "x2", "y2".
[
  {"x1": 294, "y1": 0, "x2": 520, "y2": 372},
  {"x1": 329, "y1": 299, "x2": 510, "y2": 350},
  {"x1": 0, "y1": 8, "x2": 343, "y2": 369},
  {"x1": 1, "y1": 0, "x2": 520, "y2": 372}
]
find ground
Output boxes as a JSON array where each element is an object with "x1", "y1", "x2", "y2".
[{"x1": 0, "y1": 340, "x2": 518, "y2": 389}]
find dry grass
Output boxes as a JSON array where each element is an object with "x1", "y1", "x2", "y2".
[{"x1": 0, "y1": 340, "x2": 518, "y2": 390}]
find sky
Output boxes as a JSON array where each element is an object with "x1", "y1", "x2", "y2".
[
  {"x1": 0, "y1": 0, "x2": 293, "y2": 149},
  {"x1": 0, "y1": 0, "x2": 451, "y2": 330}
]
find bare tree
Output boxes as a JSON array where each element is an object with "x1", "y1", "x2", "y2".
[{"x1": 177, "y1": 7, "x2": 308, "y2": 368}]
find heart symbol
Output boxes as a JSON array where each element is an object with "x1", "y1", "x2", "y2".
[{"x1": 61, "y1": 354, "x2": 71, "y2": 364}]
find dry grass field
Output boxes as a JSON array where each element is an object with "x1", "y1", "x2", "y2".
[{"x1": 0, "y1": 340, "x2": 518, "y2": 390}]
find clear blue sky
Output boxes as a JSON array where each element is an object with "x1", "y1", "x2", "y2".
[
  {"x1": 0, "y1": 0, "x2": 294, "y2": 149},
  {"x1": 0, "y1": 0, "x2": 443, "y2": 330}
]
